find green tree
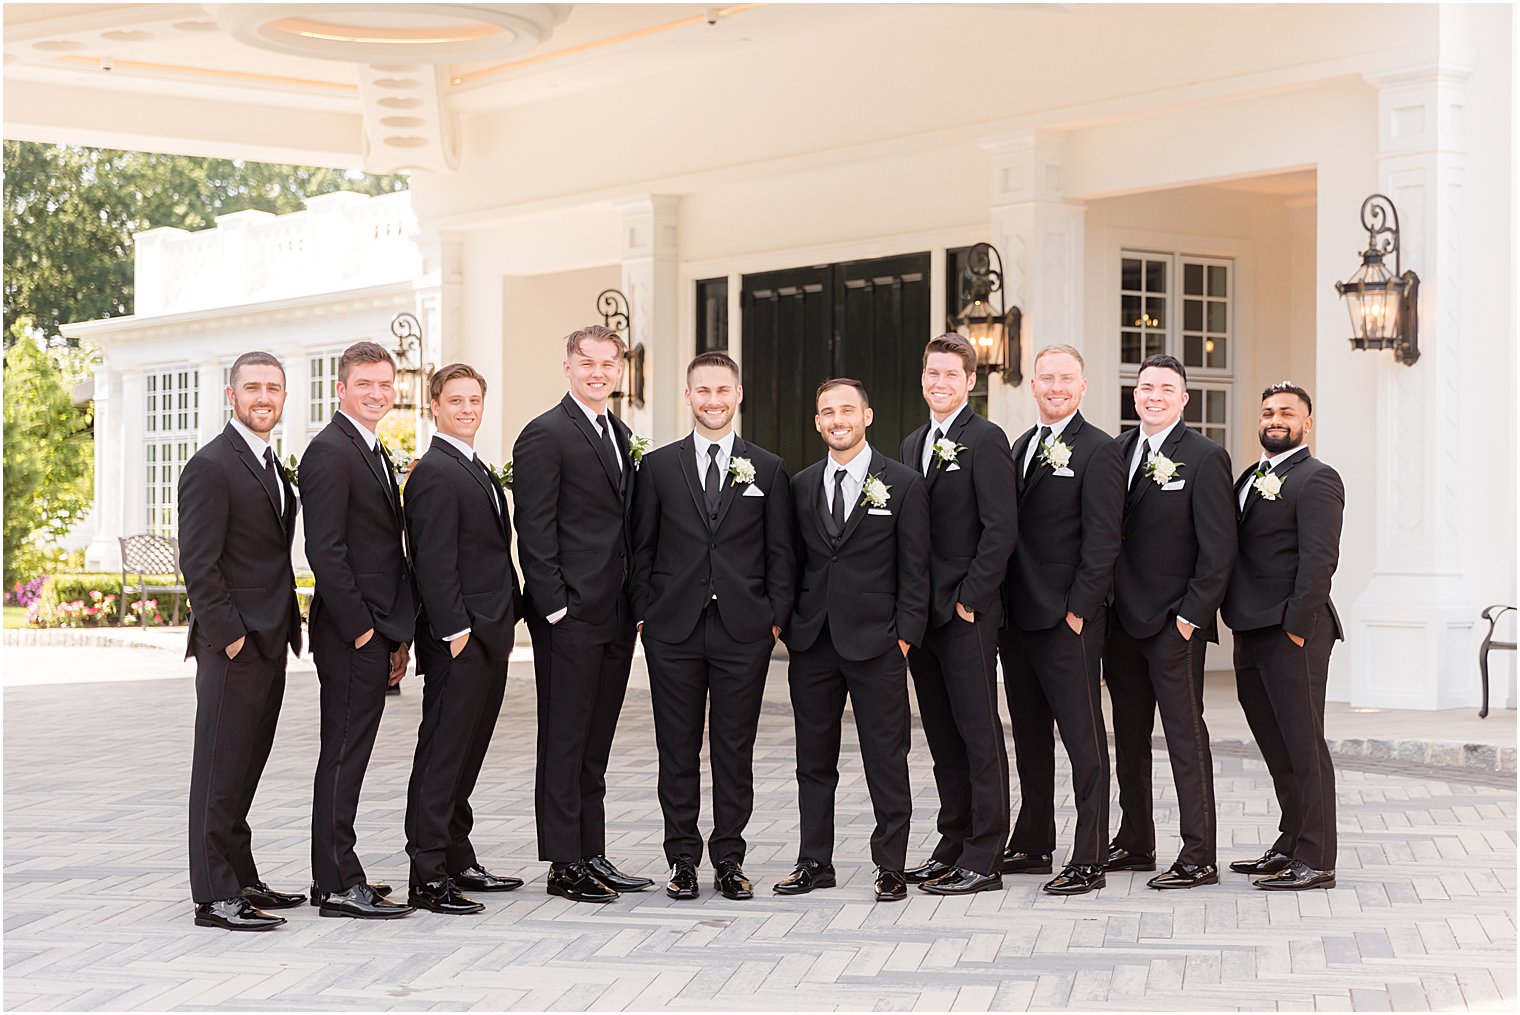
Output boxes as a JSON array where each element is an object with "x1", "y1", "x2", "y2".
[
  {"x1": 3, "y1": 142, "x2": 407, "y2": 344},
  {"x1": 3, "y1": 317, "x2": 94, "y2": 584}
]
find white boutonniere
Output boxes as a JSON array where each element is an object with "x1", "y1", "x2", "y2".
[
  {"x1": 728, "y1": 457, "x2": 756, "y2": 485},
  {"x1": 1038, "y1": 439, "x2": 1074, "y2": 471},
  {"x1": 385, "y1": 444, "x2": 415, "y2": 484},
  {"x1": 281, "y1": 453, "x2": 301, "y2": 489},
  {"x1": 932, "y1": 437, "x2": 967, "y2": 468},
  {"x1": 628, "y1": 434, "x2": 652, "y2": 470},
  {"x1": 489, "y1": 460, "x2": 513, "y2": 490},
  {"x1": 1252, "y1": 470, "x2": 1282, "y2": 501},
  {"x1": 1144, "y1": 453, "x2": 1183, "y2": 486},
  {"x1": 860, "y1": 473, "x2": 891, "y2": 509}
]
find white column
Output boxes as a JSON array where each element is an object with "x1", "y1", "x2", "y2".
[
  {"x1": 119, "y1": 369, "x2": 147, "y2": 540},
  {"x1": 615, "y1": 195, "x2": 680, "y2": 443},
  {"x1": 282, "y1": 346, "x2": 310, "y2": 460},
  {"x1": 198, "y1": 356, "x2": 224, "y2": 445},
  {"x1": 982, "y1": 131, "x2": 1086, "y2": 437},
  {"x1": 85, "y1": 365, "x2": 122, "y2": 571},
  {"x1": 1347, "y1": 63, "x2": 1476, "y2": 709},
  {"x1": 414, "y1": 229, "x2": 464, "y2": 453}
]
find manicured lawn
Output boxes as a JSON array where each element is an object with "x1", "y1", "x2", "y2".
[{"x1": 4, "y1": 606, "x2": 29, "y2": 629}]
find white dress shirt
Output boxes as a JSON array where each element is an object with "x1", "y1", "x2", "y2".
[
  {"x1": 1128, "y1": 416, "x2": 1183, "y2": 483},
  {"x1": 693, "y1": 430, "x2": 735, "y2": 481},
  {"x1": 824, "y1": 444, "x2": 875, "y2": 523},
  {"x1": 1022, "y1": 412, "x2": 1077, "y2": 475},
  {"x1": 228, "y1": 416, "x2": 284, "y2": 512},
  {"x1": 569, "y1": 391, "x2": 621, "y2": 473},
  {"x1": 1239, "y1": 443, "x2": 1309, "y2": 510},
  {"x1": 920, "y1": 403, "x2": 970, "y2": 475}
]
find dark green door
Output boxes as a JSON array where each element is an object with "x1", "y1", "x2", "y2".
[{"x1": 740, "y1": 252, "x2": 929, "y2": 473}]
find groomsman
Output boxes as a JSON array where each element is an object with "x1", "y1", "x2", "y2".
[
  {"x1": 631, "y1": 352, "x2": 795, "y2": 900},
  {"x1": 1001, "y1": 345, "x2": 1124, "y2": 895},
  {"x1": 1224, "y1": 382, "x2": 1344, "y2": 891},
  {"x1": 898, "y1": 334, "x2": 1017, "y2": 896},
  {"x1": 775, "y1": 378, "x2": 930, "y2": 902},
  {"x1": 514, "y1": 325, "x2": 654, "y2": 903},
  {"x1": 1105, "y1": 353, "x2": 1236, "y2": 889},
  {"x1": 181, "y1": 352, "x2": 303, "y2": 930},
  {"x1": 301, "y1": 341, "x2": 416, "y2": 919},
  {"x1": 402, "y1": 364, "x2": 525, "y2": 914}
]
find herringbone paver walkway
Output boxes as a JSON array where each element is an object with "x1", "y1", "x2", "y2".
[{"x1": 3, "y1": 647, "x2": 1515, "y2": 1011}]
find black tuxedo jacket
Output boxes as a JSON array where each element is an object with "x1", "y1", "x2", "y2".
[
  {"x1": 631, "y1": 434, "x2": 795, "y2": 644},
  {"x1": 1221, "y1": 450, "x2": 1345, "y2": 640},
  {"x1": 404, "y1": 435, "x2": 523, "y2": 673},
  {"x1": 899, "y1": 405, "x2": 1018, "y2": 628},
  {"x1": 299, "y1": 412, "x2": 416, "y2": 645},
  {"x1": 1111, "y1": 423, "x2": 1237, "y2": 642},
  {"x1": 1006, "y1": 411, "x2": 1126, "y2": 632},
  {"x1": 784, "y1": 448, "x2": 931, "y2": 661},
  {"x1": 178, "y1": 423, "x2": 301, "y2": 660},
  {"x1": 513, "y1": 393, "x2": 636, "y2": 625}
]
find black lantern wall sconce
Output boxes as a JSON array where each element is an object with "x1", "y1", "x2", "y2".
[
  {"x1": 597, "y1": 287, "x2": 646, "y2": 410},
  {"x1": 1334, "y1": 193, "x2": 1420, "y2": 366},
  {"x1": 954, "y1": 242, "x2": 1024, "y2": 386},
  {"x1": 389, "y1": 311, "x2": 433, "y2": 413}
]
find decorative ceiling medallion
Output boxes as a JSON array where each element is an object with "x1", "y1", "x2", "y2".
[{"x1": 205, "y1": 4, "x2": 570, "y2": 64}]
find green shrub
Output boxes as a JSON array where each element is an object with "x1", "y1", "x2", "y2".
[{"x1": 31, "y1": 572, "x2": 188, "y2": 627}]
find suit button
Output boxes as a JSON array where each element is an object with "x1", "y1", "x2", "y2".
[
  {"x1": 699, "y1": 578, "x2": 707, "y2": 585},
  {"x1": 831, "y1": 554, "x2": 838, "y2": 562}
]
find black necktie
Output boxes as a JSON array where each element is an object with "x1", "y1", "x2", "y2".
[
  {"x1": 595, "y1": 414, "x2": 623, "y2": 487},
  {"x1": 1025, "y1": 425, "x2": 1051, "y2": 482},
  {"x1": 477, "y1": 456, "x2": 502, "y2": 515},
  {"x1": 704, "y1": 444, "x2": 722, "y2": 517},
  {"x1": 259, "y1": 446, "x2": 284, "y2": 518},
  {"x1": 831, "y1": 468, "x2": 847, "y2": 534},
  {"x1": 370, "y1": 441, "x2": 393, "y2": 495},
  {"x1": 925, "y1": 427, "x2": 943, "y2": 476},
  {"x1": 1129, "y1": 437, "x2": 1152, "y2": 492}
]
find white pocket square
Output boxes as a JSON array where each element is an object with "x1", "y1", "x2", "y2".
[
  {"x1": 1162, "y1": 479, "x2": 1186, "y2": 491},
  {"x1": 945, "y1": 462, "x2": 961, "y2": 472},
  {"x1": 741, "y1": 484, "x2": 765, "y2": 497},
  {"x1": 1052, "y1": 467, "x2": 1075, "y2": 478},
  {"x1": 867, "y1": 508, "x2": 892, "y2": 516}
]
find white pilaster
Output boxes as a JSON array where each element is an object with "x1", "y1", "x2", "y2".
[
  {"x1": 615, "y1": 195, "x2": 680, "y2": 443},
  {"x1": 119, "y1": 369, "x2": 147, "y2": 541},
  {"x1": 84, "y1": 366, "x2": 122, "y2": 571},
  {"x1": 982, "y1": 131, "x2": 1086, "y2": 436},
  {"x1": 414, "y1": 229, "x2": 464, "y2": 453},
  {"x1": 1348, "y1": 64, "x2": 1476, "y2": 709},
  {"x1": 198, "y1": 355, "x2": 225, "y2": 446}
]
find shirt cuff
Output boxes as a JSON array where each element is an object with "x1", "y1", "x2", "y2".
[
  {"x1": 442, "y1": 628, "x2": 471, "y2": 642},
  {"x1": 1177, "y1": 616, "x2": 1197, "y2": 629},
  {"x1": 546, "y1": 607, "x2": 568, "y2": 625}
]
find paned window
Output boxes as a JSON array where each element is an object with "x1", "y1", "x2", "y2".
[
  {"x1": 145, "y1": 368, "x2": 199, "y2": 535},
  {"x1": 695, "y1": 277, "x2": 729, "y2": 353},
  {"x1": 308, "y1": 350, "x2": 343, "y2": 436}
]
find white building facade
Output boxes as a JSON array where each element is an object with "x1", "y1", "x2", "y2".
[{"x1": 17, "y1": 3, "x2": 1515, "y2": 711}]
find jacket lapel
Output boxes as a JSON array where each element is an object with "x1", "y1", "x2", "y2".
[
  {"x1": 439, "y1": 436, "x2": 506, "y2": 536},
  {"x1": 1242, "y1": 448, "x2": 1311, "y2": 523},
  {"x1": 335, "y1": 412, "x2": 398, "y2": 514},
  {"x1": 1012, "y1": 426, "x2": 1035, "y2": 497},
  {"x1": 1025, "y1": 411, "x2": 1082, "y2": 501},
  {"x1": 230, "y1": 425, "x2": 284, "y2": 530},
  {"x1": 1128, "y1": 421, "x2": 1188, "y2": 512},
  {"x1": 836, "y1": 449, "x2": 883, "y2": 548},
  {"x1": 711, "y1": 434, "x2": 747, "y2": 532},
  {"x1": 561, "y1": 394, "x2": 622, "y2": 497},
  {"x1": 801, "y1": 462, "x2": 834, "y2": 543},
  {"x1": 674, "y1": 434, "x2": 709, "y2": 527}
]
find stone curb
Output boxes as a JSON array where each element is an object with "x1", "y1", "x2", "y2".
[
  {"x1": 1216, "y1": 735, "x2": 1517, "y2": 774},
  {"x1": 2, "y1": 628, "x2": 178, "y2": 650}
]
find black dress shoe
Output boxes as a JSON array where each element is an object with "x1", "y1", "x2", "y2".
[
  {"x1": 903, "y1": 858, "x2": 955, "y2": 884},
  {"x1": 1230, "y1": 849, "x2": 1293, "y2": 876},
  {"x1": 772, "y1": 859, "x2": 837, "y2": 895},
  {"x1": 548, "y1": 861, "x2": 620, "y2": 903},
  {"x1": 309, "y1": 881, "x2": 392, "y2": 906},
  {"x1": 666, "y1": 856, "x2": 699, "y2": 900},
  {"x1": 318, "y1": 882, "x2": 415, "y2": 918},
  {"x1": 409, "y1": 878, "x2": 485, "y2": 914},
  {"x1": 1043, "y1": 864, "x2": 1106, "y2": 896},
  {"x1": 194, "y1": 896, "x2": 285, "y2": 931},
  {"x1": 584, "y1": 855, "x2": 653, "y2": 892},
  {"x1": 713, "y1": 860, "x2": 753, "y2": 900},
  {"x1": 240, "y1": 881, "x2": 306, "y2": 910},
  {"x1": 1146, "y1": 862, "x2": 1220, "y2": 890},
  {"x1": 919, "y1": 867, "x2": 1004, "y2": 895},
  {"x1": 1000, "y1": 849, "x2": 1054, "y2": 875},
  {"x1": 874, "y1": 869, "x2": 907, "y2": 902},
  {"x1": 1254, "y1": 859, "x2": 1335, "y2": 891},
  {"x1": 1104, "y1": 843, "x2": 1158, "y2": 872},
  {"x1": 452, "y1": 864, "x2": 523, "y2": 892}
]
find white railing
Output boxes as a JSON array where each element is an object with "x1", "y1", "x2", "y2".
[{"x1": 134, "y1": 191, "x2": 419, "y2": 316}]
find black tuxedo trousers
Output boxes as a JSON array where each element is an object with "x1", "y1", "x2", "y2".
[
  {"x1": 643, "y1": 606, "x2": 773, "y2": 866},
  {"x1": 1234, "y1": 607, "x2": 1338, "y2": 870},
  {"x1": 404, "y1": 637, "x2": 509, "y2": 884},
  {"x1": 1001, "y1": 609, "x2": 1111, "y2": 867},
  {"x1": 188, "y1": 642, "x2": 286, "y2": 903},
  {"x1": 310, "y1": 613, "x2": 396, "y2": 893},
  {"x1": 908, "y1": 607, "x2": 1010, "y2": 875},
  {"x1": 528, "y1": 608, "x2": 636, "y2": 863},
  {"x1": 788, "y1": 630, "x2": 912, "y2": 871},
  {"x1": 1105, "y1": 622, "x2": 1217, "y2": 866}
]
